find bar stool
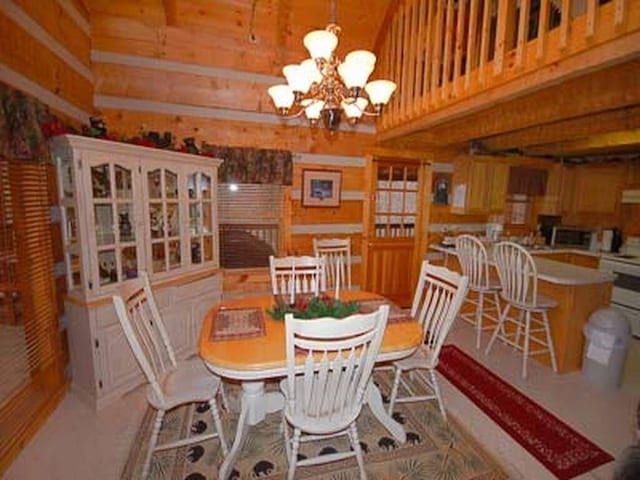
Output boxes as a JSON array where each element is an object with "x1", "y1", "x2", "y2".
[
  {"x1": 455, "y1": 235, "x2": 501, "y2": 349},
  {"x1": 485, "y1": 242, "x2": 558, "y2": 379}
]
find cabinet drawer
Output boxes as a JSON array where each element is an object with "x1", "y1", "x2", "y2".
[{"x1": 177, "y1": 274, "x2": 222, "y2": 301}]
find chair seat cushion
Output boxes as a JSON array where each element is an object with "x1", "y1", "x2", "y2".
[
  {"x1": 393, "y1": 344, "x2": 438, "y2": 371},
  {"x1": 279, "y1": 377, "x2": 360, "y2": 435},
  {"x1": 148, "y1": 357, "x2": 221, "y2": 410}
]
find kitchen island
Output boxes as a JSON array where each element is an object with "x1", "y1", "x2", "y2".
[{"x1": 429, "y1": 244, "x2": 614, "y2": 373}]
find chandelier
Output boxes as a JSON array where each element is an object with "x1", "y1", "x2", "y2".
[{"x1": 267, "y1": 3, "x2": 397, "y2": 132}]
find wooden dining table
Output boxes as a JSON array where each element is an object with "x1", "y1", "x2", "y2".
[{"x1": 198, "y1": 290, "x2": 423, "y2": 479}]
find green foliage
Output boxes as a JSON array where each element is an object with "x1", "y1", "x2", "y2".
[{"x1": 267, "y1": 294, "x2": 360, "y2": 320}]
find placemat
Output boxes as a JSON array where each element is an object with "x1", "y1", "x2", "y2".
[
  {"x1": 209, "y1": 307, "x2": 265, "y2": 341},
  {"x1": 358, "y1": 299, "x2": 412, "y2": 324}
]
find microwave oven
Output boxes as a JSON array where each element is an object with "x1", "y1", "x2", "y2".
[{"x1": 551, "y1": 226, "x2": 596, "y2": 249}]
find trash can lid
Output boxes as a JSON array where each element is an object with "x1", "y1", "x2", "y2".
[{"x1": 588, "y1": 308, "x2": 631, "y2": 335}]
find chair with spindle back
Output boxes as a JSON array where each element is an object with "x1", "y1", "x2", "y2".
[
  {"x1": 281, "y1": 305, "x2": 389, "y2": 480},
  {"x1": 269, "y1": 255, "x2": 326, "y2": 304},
  {"x1": 313, "y1": 237, "x2": 352, "y2": 297},
  {"x1": 485, "y1": 242, "x2": 558, "y2": 379},
  {"x1": 455, "y1": 234, "x2": 502, "y2": 349},
  {"x1": 387, "y1": 261, "x2": 469, "y2": 420},
  {"x1": 112, "y1": 272, "x2": 228, "y2": 479}
]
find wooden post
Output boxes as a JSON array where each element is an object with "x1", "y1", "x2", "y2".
[
  {"x1": 479, "y1": 0, "x2": 491, "y2": 84},
  {"x1": 441, "y1": 0, "x2": 455, "y2": 101},
  {"x1": 465, "y1": 0, "x2": 479, "y2": 91},
  {"x1": 494, "y1": 0, "x2": 517, "y2": 75},
  {"x1": 430, "y1": 0, "x2": 445, "y2": 103},
  {"x1": 559, "y1": 0, "x2": 571, "y2": 50},
  {"x1": 537, "y1": 0, "x2": 550, "y2": 60},
  {"x1": 421, "y1": 0, "x2": 436, "y2": 111},
  {"x1": 516, "y1": 0, "x2": 531, "y2": 69},
  {"x1": 586, "y1": 0, "x2": 596, "y2": 38},
  {"x1": 453, "y1": 0, "x2": 467, "y2": 97}
]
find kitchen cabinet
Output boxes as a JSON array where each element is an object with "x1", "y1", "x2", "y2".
[
  {"x1": 451, "y1": 156, "x2": 509, "y2": 214},
  {"x1": 571, "y1": 164, "x2": 625, "y2": 215},
  {"x1": 50, "y1": 135, "x2": 224, "y2": 409}
]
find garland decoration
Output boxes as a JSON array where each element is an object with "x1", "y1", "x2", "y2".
[{"x1": 267, "y1": 293, "x2": 360, "y2": 320}]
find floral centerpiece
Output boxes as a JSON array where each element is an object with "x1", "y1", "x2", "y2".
[{"x1": 267, "y1": 293, "x2": 360, "y2": 320}]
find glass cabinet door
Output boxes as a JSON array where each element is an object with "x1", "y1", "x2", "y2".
[
  {"x1": 56, "y1": 156, "x2": 83, "y2": 291},
  {"x1": 146, "y1": 167, "x2": 183, "y2": 274},
  {"x1": 187, "y1": 172, "x2": 216, "y2": 266},
  {"x1": 87, "y1": 160, "x2": 139, "y2": 289}
]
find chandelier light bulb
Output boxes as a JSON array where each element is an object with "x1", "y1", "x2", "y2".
[
  {"x1": 345, "y1": 50, "x2": 376, "y2": 69},
  {"x1": 283, "y1": 64, "x2": 312, "y2": 94},
  {"x1": 338, "y1": 61, "x2": 374, "y2": 89},
  {"x1": 267, "y1": 84, "x2": 295, "y2": 112},
  {"x1": 303, "y1": 29, "x2": 338, "y2": 60},
  {"x1": 341, "y1": 98, "x2": 369, "y2": 119},
  {"x1": 365, "y1": 80, "x2": 397, "y2": 106},
  {"x1": 300, "y1": 59, "x2": 323, "y2": 84}
]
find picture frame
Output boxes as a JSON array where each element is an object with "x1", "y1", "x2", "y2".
[{"x1": 302, "y1": 169, "x2": 342, "y2": 207}]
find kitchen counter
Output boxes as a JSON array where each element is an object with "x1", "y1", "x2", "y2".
[
  {"x1": 429, "y1": 244, "x2": 613, "y2": 285},
  {"x1": 428, "y1": 243, "x2": 613, "y2": 373}
]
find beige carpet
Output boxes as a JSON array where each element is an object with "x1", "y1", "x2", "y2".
[{"x1": 122, "y1": 372, "x2": 507, "y2": 479}]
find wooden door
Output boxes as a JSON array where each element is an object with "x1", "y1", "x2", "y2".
[{"x1": 362, "y1": 158, "x2": 430, "y2": 307}]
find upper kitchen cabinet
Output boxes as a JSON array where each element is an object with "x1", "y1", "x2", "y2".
[
  {"x1": 571, "y1": 163, "x2": 626, "y2": 215},
  {"x1": 539, "y1": 163, "x2": 573, "y2": 215},
  {"x1": 450, "y1": 156, "x2": 509, "y2": 214}
]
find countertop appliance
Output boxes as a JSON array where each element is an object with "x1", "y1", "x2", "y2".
[
  {"x1": 551, "y1": 225, "x2": 595, "y2": 249},
  {"x1": 599, "y1": 236, "x2": 640, "y2": 339},
  {"x1": 602, "y1": 229, "x2": 614, "y2": 252}
]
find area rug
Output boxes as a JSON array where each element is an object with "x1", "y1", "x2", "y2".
[
  {"x1": 122, "y1": 371, "x2": 508, "y2": 479},
  {"x1": 436, "y1": 345, "x2": 614, "y2": 479}
]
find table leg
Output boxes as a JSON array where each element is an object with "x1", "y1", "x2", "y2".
[
  {"x1": 218, "y1": 381, "x2": 284, "y2": 480},
  {"x1": 366, "y1": 381, "x2": 407, "y2": 443}
]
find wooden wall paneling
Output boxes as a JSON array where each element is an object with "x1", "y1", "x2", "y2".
[
  {"x1": 452, "y1": 0, "x2": 467, "y2": 97},
  {"x1": 421, "y1": 0, "x2": 435, "y2": 111},
  {"x1": 96, "y1": 110, "x2": 376, "y2": 155},
  {"x1": 441, "y1": 0, "x2": 455, "y2": 101},
  {"x1": 430, "y1": 0, "x2": 445, "y2": 104},
  {"x1": 290, "y1": 201, "x2": 364, "y2": 225},
  {"x1": 478, "y1": 0, "x2": 491, "y2": 85},
  {"x1": 93, "y1": 63, "x2": 275, "y2": 113},
  {"x1": 0, "y1": 12, "x2": 93, "y2": 111},
  {"x1": 465, "y1": 0, "x2": 479, "y2": 91},
  {"x1": 13, "y1": 0, "x2": 91, "y2": 65}
]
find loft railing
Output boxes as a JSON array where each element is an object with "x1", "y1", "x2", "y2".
[{"x1": 375, "y1": 0, "x2": 639, "y2": 134}]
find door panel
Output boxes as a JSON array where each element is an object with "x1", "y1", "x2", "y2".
[{"x1": 364, "y1": 240, "x2": 414, "y2": 307}]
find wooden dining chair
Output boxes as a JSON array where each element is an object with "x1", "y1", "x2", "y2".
[
  {"x1": 455, "y1": 234, "x2": 501, "y2": 349},
  {"x1": 269, "y1": 255, "x2": 326, "y2": 303},
  {"x1": 485, "y1": 241, "x2": 558, "y2": 379},
  {"x1": 387, "y1": 261, "x2": 469, "y2": 421},
  {"x1": 313, "y1": 237, "x2": 352, "y2": 297},
  {"x1": 281, "y1": 305, "x2": 390, "y2": 480},
  {"x1": 112, "y1": 272, "x2": 228, "y2": 479}
]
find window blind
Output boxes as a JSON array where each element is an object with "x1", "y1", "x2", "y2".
[
  {"x1": 0, "y1": 159, "x2": 65, "y2": 471},
  {"x1": 218, "y1": 184, "x2": 284, "y2": 268}
]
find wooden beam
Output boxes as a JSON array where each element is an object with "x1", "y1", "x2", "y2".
[
  {"x1": 481, "y1": 105, "x2": 640, "y2": 150},
  {"x1": 522, "y1": 129, "x2": 640, "y2": 156}
]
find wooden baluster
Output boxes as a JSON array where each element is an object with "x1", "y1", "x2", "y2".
[
  {"x1": 430, "y1": 0, "x2": 445, "y2": 105},
  {"x1": 614, "y1": 0, "x2": 626, "y2": 26},
  {"x1": 442, "y1": 0, "x2": 455, "y2": 101},
  {"x1": 515, "y1": 0, "x2": 531, "y2": 69},
  {"x1": 407, "y1": 0, "x2": 419, "y2": 118},
  {"x1": 537, "y1": 0, "x2": 550, "y2": 60},
  {"x1": 494, "y1": 0, "x2": 517, "y2": 75},
  {"x1": 453, "y1": 0, "x2": 467, "y2": 97},
  {"x1": 421, "y1": 0, "x2": 436, "y2": 111},
  {"x1": 586, "y1": 0, "x2": 596, "y2": 38},
  {"x1": 478, "y1": 0, "x2": 491, "y2": 85},
  {"x1": 401, "y1": 1, "x2": 412, "y2": 121},
  {"x1": 465, "y1": 0, "x2": 479, "y2": 91},
  {"x1": 559, "y1": 0, "x2": 571, "y2": 50},
  {"x1": 392, "y1": 7, "x2": 402, "y2": 125},
  {"x1": 413, "y1": 0, "x2": 427, "y2": 114}
]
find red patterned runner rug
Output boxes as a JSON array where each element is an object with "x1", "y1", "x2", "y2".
[{"x1": 436, "y1": 345, "x2": 614, "y2": 479}]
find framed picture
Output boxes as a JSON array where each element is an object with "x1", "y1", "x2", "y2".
[{"x1": 302, "y1": 169, "x2": 342, "y2": 207}]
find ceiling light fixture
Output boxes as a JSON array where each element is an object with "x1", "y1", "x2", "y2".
[{"x1": 267, "y1": 0, "x2": 397, "y2": 133}]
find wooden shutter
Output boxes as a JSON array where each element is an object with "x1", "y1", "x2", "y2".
[
  {"x1": 0, "y1": 159, "x2": 66, "y2": 474},
  {"x1": 218, "y1": 184, "x2": 284, "y2": 268}
]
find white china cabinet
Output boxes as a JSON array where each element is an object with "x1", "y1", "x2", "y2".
[{"x1": 50, "y1": 135, "x2": 223, "y2": 409}]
